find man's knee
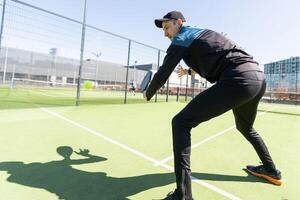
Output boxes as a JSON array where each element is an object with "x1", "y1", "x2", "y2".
[
  {"x1": 172, "y1": 113, "x2": 199, "y2": 132},
  {"x1": 172, "y1": 113, "x2": 186, "y2": 129},
  {"x1": 236, "y1": 122, "x2": 246, "y2": 133},
  {"x1": 236, "y1": 122, "x2": 259, "y2": 139}
]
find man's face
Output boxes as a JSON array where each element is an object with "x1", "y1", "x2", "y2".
[{"x1": 162, "y1": 20, "x2": 181, "y2": 40}]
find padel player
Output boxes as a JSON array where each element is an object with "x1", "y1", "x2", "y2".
[{"x1": 143, "y1": 11, "x2": 282, "y2": 200}]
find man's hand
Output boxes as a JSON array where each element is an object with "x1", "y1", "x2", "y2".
[
  {"x1": 75, "y1": 149, "x2": 90, "y2": 157},
  {"x1": 177, "y1": 65, "x2": 188, "y2": 78}
]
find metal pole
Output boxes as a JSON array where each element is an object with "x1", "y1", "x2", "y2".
[
  {"x1": 10, "y1": 64, "x2": 15, "y2": 89},
  {"x1": 73, "y1": 71, "x2": 76, "y2": 85},
  {"x1": 133, "y1": 60, "x2": 137, "y2": 81},
  {"x1": 179, "y1": 72, "x2": 182, "y2": 101},
  {"x1": 50, "y1": 50, "x2": 57, "y2": 82},
  {"x1": 2, "y1": 45, "x2": 8, "y2": 84},
  {"x1": 185, "y1": 75, "x2": 188, "y2": 101},
  {"x1": 0, "y1": 0, "x2": 7, "y2": 54},
  {"x1": 76, "y1": 0, "x2": 87, "y2": 106},
  {"x1": 166, "y1": 79, "x2": 169, "y2": 102},
  {"x1": 296, "y1": 61, "x2": 298, "y2": 105},
  {"x1": 95, "y1": 61, "x2": 98, "y2": 88},
  {"x1": 92, "y1": 52, "x2": 101, "y2": 88},
  {"x1": 155, "y1": 50, "x2": 160, "y2": 102},
  {"x1": 176, "y1": 87, "x2": 179, "y2": 102},
  {"x1": 191, "y1": 74, "x2": 195, "y2": 98},
  {"x1": 124, "y1": 40, "x2": 131, "y2": 104},
  {"x1": 270, "y1": 72, "x2": 272, "y2": 103}
]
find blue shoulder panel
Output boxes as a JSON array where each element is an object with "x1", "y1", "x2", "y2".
[{"x1": 171, "y1": 26, "x2": 205, "y2": 47}]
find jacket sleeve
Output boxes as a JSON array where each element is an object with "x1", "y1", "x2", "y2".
[{"x1": 145, "y1": 45, "x2": 187, "y2": 101}]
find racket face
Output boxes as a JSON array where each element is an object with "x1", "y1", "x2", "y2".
[{"x1": 140, "y1": 71, "x2": 152, "y2": 92}]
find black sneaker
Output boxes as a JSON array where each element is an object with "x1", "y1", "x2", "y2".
[
  {"x1": 245, "y1": 165, "x2": 283, "y2": 186},
  {"x1": 163, "y1": 190, "x2": 194, "y2": 200}
]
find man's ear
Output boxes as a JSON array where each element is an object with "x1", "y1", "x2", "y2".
[{"x1": 177, "y1": 18, "x2": 183, "y2": 26}]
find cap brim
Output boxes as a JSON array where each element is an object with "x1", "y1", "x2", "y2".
[{"x1": 154, "y1": 18, "x2": 170, "y2": 28}]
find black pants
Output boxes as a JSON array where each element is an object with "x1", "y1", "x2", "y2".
[{"x1": 172, "y1": 63, "x2": 277, "y2": 200}]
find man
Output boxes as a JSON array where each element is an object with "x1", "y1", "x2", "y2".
[
  {"x1": 130, "y1": 79, "x2": 137, "y2": 95},
  {"x1": 143, "y1": 11, "x2": 282, "y2": 200}
]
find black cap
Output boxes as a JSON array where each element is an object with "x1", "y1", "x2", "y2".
[{"x1": 154, "y1": 11, "x2": 186, "y2": 28}]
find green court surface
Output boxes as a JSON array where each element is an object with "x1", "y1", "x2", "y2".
[
  {"x1": 0, "y1": 86, "x2": 299, "y2": 200},
  {"x1": 0, "y1": 86, "x2": 189, "y2": 109}
]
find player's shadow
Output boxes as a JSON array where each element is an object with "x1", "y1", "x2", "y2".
[
  {"x1": 0, "y1": 146, "x2": 174, "y2": 200},
  {"x1": 192, "y1": 171, "x2": 270, "y2": 184}
]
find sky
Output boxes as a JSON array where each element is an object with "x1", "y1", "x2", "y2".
[{"x1": 8, "y1": 0, "x2": 300, "y2": 65}]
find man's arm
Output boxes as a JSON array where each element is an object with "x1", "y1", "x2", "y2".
[
  {"x1": 70, "y1": 149, "x2": 107, "y2": 165},
  {"x1": 145, "y1": 45, "x2": 187, "y2": 100}
]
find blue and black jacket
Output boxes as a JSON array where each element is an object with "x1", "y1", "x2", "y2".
[{"x1": 146, "y1": 26, "x2": 259, "y2": 101}]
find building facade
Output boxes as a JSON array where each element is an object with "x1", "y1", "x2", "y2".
[{"x1": 264, "y1": 57, "x2": 300, "y2": 92}]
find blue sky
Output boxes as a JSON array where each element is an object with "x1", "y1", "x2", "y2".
[{"x1": 13, "y1": 0, "x2": 300, "y2": 64}]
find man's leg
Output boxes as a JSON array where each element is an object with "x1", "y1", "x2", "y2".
[
  {"x1": 171, "y1": 80, "x2": 256, "y2": 199},
  {"x1": 232, "y1": 80, "x2": 282, "y2": 185},
  {"x1": 232, "y1": 80, "x2": 277, "y2": 170}
]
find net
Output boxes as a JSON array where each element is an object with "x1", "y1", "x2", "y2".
[{"x1": 10, "y1": 78, "x2": 124, "y2": 91}]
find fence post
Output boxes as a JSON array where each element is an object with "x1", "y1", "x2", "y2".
[
  {"x1": 270, "y1": 72, "x2": 272, "y2": 103},
  {"x1": 0, "y1": 0, "x2": 6, "y2": 54},
  {"x1": 155, "y1": 50, "x2": 160, "y2": 102},
  {"x1": 124, "y1": 40, "x2": 131, "y2": 104},
  {"x1": 185, "y1": 75, "x2": 188, "y2": 101},
  {"x1": 296, "y1": 61, "x2": 298, "y2": 105},
  {"x1": 191, "y1": 74, "x2": 195, "y2": 98},
  {"x1": 0, "y1": 0, "x2": 7, "y2": 84},
  {"x1": 10, "y1": 63, "x2": 15, "y2": 88},
  {"x1": 176, "y1": 87, "x2": 179, "y2": 102},
  {"x1": 76, "y1": 0, "x2": 87, "y2": 106},
  {"x1": 166, "y1": 79, "x2": 169, "y2": 102},
  {"x1": 2, "y1": 45, "x2": 8, "y2": 84}
]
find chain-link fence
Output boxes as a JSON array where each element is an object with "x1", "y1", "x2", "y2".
[
  {"x1": 1, "y1": 0, "x2": 297, "y2": 107},
  {"x1": 264, "y1": 57, "x2": 300, "y2": 105},
  {"x1": 0, "y1": 0, "x2": 209, "y2": 107}
]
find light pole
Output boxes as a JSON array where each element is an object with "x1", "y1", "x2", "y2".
[
  {"x1": 86, "y1": 52, "x2": 101, "y2": 88},
  {"x1": 92, "y1": 52, "x2": 101, "y2": 88}
]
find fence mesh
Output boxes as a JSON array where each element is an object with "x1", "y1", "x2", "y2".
[{"x1": 0, "y1": 0, "x2": 299, "y2": 107}]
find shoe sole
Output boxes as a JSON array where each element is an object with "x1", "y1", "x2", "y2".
[{"x1": 246, "y1": 168, "x2": 283, "y2": 186}]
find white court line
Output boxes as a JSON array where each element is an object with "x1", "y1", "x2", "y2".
[
  {"x1": 40, "y1": 107, "x2": 242, "y2": 200},
  {"x1": 30, "y1": 90, "x2": 72, "y2": 98},
  {"x1": 30, "y1": 90, "x2": 57, "y2": 97},
  {"x1": 11, "y1": 88, "x2": 60, "y2": 98},
  {"x1": 15, "y1": 87, "x2": 71, "y2": 98},
  {"x1": 154, "y1": 111, "x2": 270, "y2": 167},
  {"x1": 37, "y1": 89, "x2": 74, "y2": 97}
]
